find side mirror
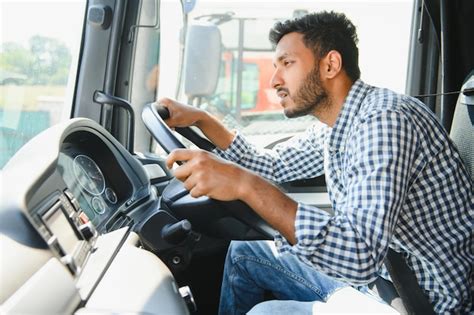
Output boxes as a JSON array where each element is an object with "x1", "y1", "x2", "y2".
[{"x1": 183, "y1": 23, "x2": 221, "y2": 98}]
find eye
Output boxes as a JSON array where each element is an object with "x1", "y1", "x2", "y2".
[{"x1": 283, "y1": 60, "x2": 293, "y2": 67}]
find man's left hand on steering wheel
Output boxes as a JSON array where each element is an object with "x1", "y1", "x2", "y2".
[{"x1": 166, "y1": 149, "x2": 250, "y2": 201}]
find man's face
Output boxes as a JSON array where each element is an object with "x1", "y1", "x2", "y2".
[{"x1": 271, "y1": 32, "x2": 329, "y2": 118}]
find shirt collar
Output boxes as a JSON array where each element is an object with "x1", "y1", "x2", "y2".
[{"x1": 327, "y1": 79, "x2": 373, "y2": 153}]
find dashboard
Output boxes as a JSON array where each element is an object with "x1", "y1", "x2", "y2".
[
  {"x1": 0, "y1": 118, "x2": 189, "y2": 314},
  {"x1": 0, "y1": 116, "x2": 330, "y2": 314}
]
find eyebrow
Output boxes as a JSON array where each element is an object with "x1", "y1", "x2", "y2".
[{"x1": 273, "y1": 52, "x2": 291, "y2": 67}]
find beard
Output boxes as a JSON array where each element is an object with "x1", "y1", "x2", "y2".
[{"x1": 284, "y1": 65, "x2": 329, "y2": 118}]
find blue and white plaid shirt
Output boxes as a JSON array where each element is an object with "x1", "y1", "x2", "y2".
[{"x1": 216, "y1": 80, "x2": 473, "y2": 313}]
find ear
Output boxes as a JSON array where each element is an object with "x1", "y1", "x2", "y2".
[{"x1": 320, "y1": 50, "x2": 342, "y2": 79}]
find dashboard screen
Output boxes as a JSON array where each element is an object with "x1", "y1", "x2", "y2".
[{"x1": 43, "y1": 203, "x2": 79, "y2": 255}]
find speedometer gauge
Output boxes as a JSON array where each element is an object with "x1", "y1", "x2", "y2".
[{"x1": 73, "y1": 155, "x2": 106, "y2": 196}]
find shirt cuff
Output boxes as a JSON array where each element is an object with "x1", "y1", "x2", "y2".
[
  {"x1": 274, "y1": 202, "x2": 331, "y2": 256},
  {"x1": 213, "y1": 131, "x2": 250, "y2": 162}
]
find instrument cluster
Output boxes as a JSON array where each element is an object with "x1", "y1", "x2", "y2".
[
  {"x1": 59, "y1": 152, "x2": 120, "y2": 227},
  {"x1": 56, "y1": 131, "x2": 135, "y2": 230}
]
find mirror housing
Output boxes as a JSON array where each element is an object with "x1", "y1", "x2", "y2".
[{"x1": 183, "y1": 23, "x2": 221, "y2": 98}]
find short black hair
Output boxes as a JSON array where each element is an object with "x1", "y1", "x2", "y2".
[{"x1": 269, "y1": 11, "x2": 360, "y2": 81}]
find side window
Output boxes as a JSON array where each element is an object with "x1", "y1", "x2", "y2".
[
  {"x1": 156, "y1": 0, "x2": 184, "y2": 100},
  {"x1": 146, "y1": 0, "x2": 183, "y2": 155},
  {"x1": 0, "y1": 1, "x2": 85, "y2": 168},
  {"x1": 127, "y1": 0, "x2": 161, "y2": 153}
]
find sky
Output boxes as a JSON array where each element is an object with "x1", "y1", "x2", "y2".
[{"x1": 1, "y1": 1, "x2": 86, "y2": 50}]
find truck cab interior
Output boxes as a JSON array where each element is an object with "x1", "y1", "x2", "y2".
[{"x1": 0, "y1": 0, "x2": 472, "y2": 314}]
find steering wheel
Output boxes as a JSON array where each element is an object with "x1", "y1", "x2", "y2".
[{"x1": 141, "y1": 102, "x2": 275, "y2": 240}]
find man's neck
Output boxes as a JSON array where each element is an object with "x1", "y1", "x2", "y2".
[{"x1": 314, "y1": 77, "x2": 354, "y2": 127}]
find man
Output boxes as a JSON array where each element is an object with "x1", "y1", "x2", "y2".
[{"x1": 162, "y1": 11, "x2": 473, "y2": 314}]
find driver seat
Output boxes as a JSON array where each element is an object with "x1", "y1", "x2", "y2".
[{"x1": 450, "y1": 70, "x2": 474, "y2": 180}]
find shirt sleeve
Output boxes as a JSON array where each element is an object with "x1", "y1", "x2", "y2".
[
  {"x1": 276, "y1": 109, "x2": 418, "y2": 285},
  {"x1": 214, "y1": 122, "x2": 329, "y2": 183}
]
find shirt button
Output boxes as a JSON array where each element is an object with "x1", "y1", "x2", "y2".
[{"x1": 275, "y1": 240, "x2": 283, "y2": 247}]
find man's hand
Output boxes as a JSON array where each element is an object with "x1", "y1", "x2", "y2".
[
  {"x1": 157, "y1": 97, "x2": 206, "y2": 128},
  {"x1": 166, "y1": 148, "x2": 299, "y2": 244},
  {"x1": 157, "y1": 97, "x2": 235, "y2": 150},
  {"x1": 166, "y1": 149, "x2": 250, "y2": 200}
]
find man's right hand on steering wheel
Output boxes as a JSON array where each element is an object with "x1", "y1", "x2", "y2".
[
  {"x1": 157, "y1": 97, "x2": 207, "y2": 129},
  {"x1": 156, "y1": 97, "x2": 235, "y2": 150}
]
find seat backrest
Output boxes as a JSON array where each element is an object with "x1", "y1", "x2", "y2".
[{"x1": 450, "y1": 70, "x2": 474, "y2": 180}]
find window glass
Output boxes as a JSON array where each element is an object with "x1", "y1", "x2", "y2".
[
  {"x1": 0, "y1": 0, "x2": 85, "y2": 168},
  {"x1": 150, "y1": 0, "x2": 184, "y2": 155},
  {"x1": 128, "y1": 0, "x2": 161, "y2": 153},
  {"x1": 156, "y1": 0, "x2": 184, "y2": 100},
  {"x1": 172, "y1": 0, "x2": 413, "y2": 148}
]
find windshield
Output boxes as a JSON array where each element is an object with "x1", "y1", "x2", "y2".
[
  {"x1": 159, "y1": 0, "x2": 413, "y2": 148},
  {"x1": 0, "y1": 0, "x2": 85, "y2": 169}
]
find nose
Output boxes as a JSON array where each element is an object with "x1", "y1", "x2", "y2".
[{"x1": 270, "y1": 68, "x2": 283, "y2": 89}]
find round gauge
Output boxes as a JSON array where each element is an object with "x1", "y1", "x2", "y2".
[
  {"x1": 91, "y1": 197, "x2": 106, "y2": 214},
  {"x1": 73, "y1": 154, "x2": 106, "y2": 196},
  {"x1": 105, "y1": 187, "x2": 118, "y2": 204}
]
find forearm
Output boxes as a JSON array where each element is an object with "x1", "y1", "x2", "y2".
[
  {"x1": 239, "y1": 171, "x2": 298, "y2": 244},
  {"x1": 195, "y1": 111, "x2": 235, "y2": 150},
  {"x1": 215, "y1": 124, "x2": 327, "y2": 183}
]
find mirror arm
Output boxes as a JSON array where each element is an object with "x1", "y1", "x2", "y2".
[{"x1": 93, "y1": 91, "x2": 135, "y2": 153}]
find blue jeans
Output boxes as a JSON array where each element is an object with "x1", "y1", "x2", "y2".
[{"x1": 218, "y1": 240, "x2": 347, "y2": 315}]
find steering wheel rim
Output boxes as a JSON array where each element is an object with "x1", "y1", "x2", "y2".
[{"x1": 141, "y1": 102, "x2": 275, "y2": 240}]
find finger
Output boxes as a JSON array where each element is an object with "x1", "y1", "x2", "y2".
[
  {"x1": 166, "y1": 149, "x2": 208, "y2": 169},
  {"x1": 157, "y1": 97, "x2": 172, "y2": 108},
  {"x1": 166, "y1": 149, "x2": 196, "y2": 169},
  {"x1": 181, "y1": 172, "x2": 199, "y2": 192},
  {"x1": 173, "y1": 162, "x2": 194, "y2": 182},
  {"x1": 157, "y1": 98, "x2": 176, "y2": 121},
  {"x1": 183, "y1": 171, "x2": 214, "y2": 199},
  {"x1": 189, "y1": 185, "x2": 205, "y2": 198}
]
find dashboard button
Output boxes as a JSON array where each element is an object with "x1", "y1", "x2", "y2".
[
  {"x1": 79, "y1": 222, "x2": 97, "y2": 241},
  {"x1": 79, "y1": 212, "x2": 90, "y2": 224}
]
